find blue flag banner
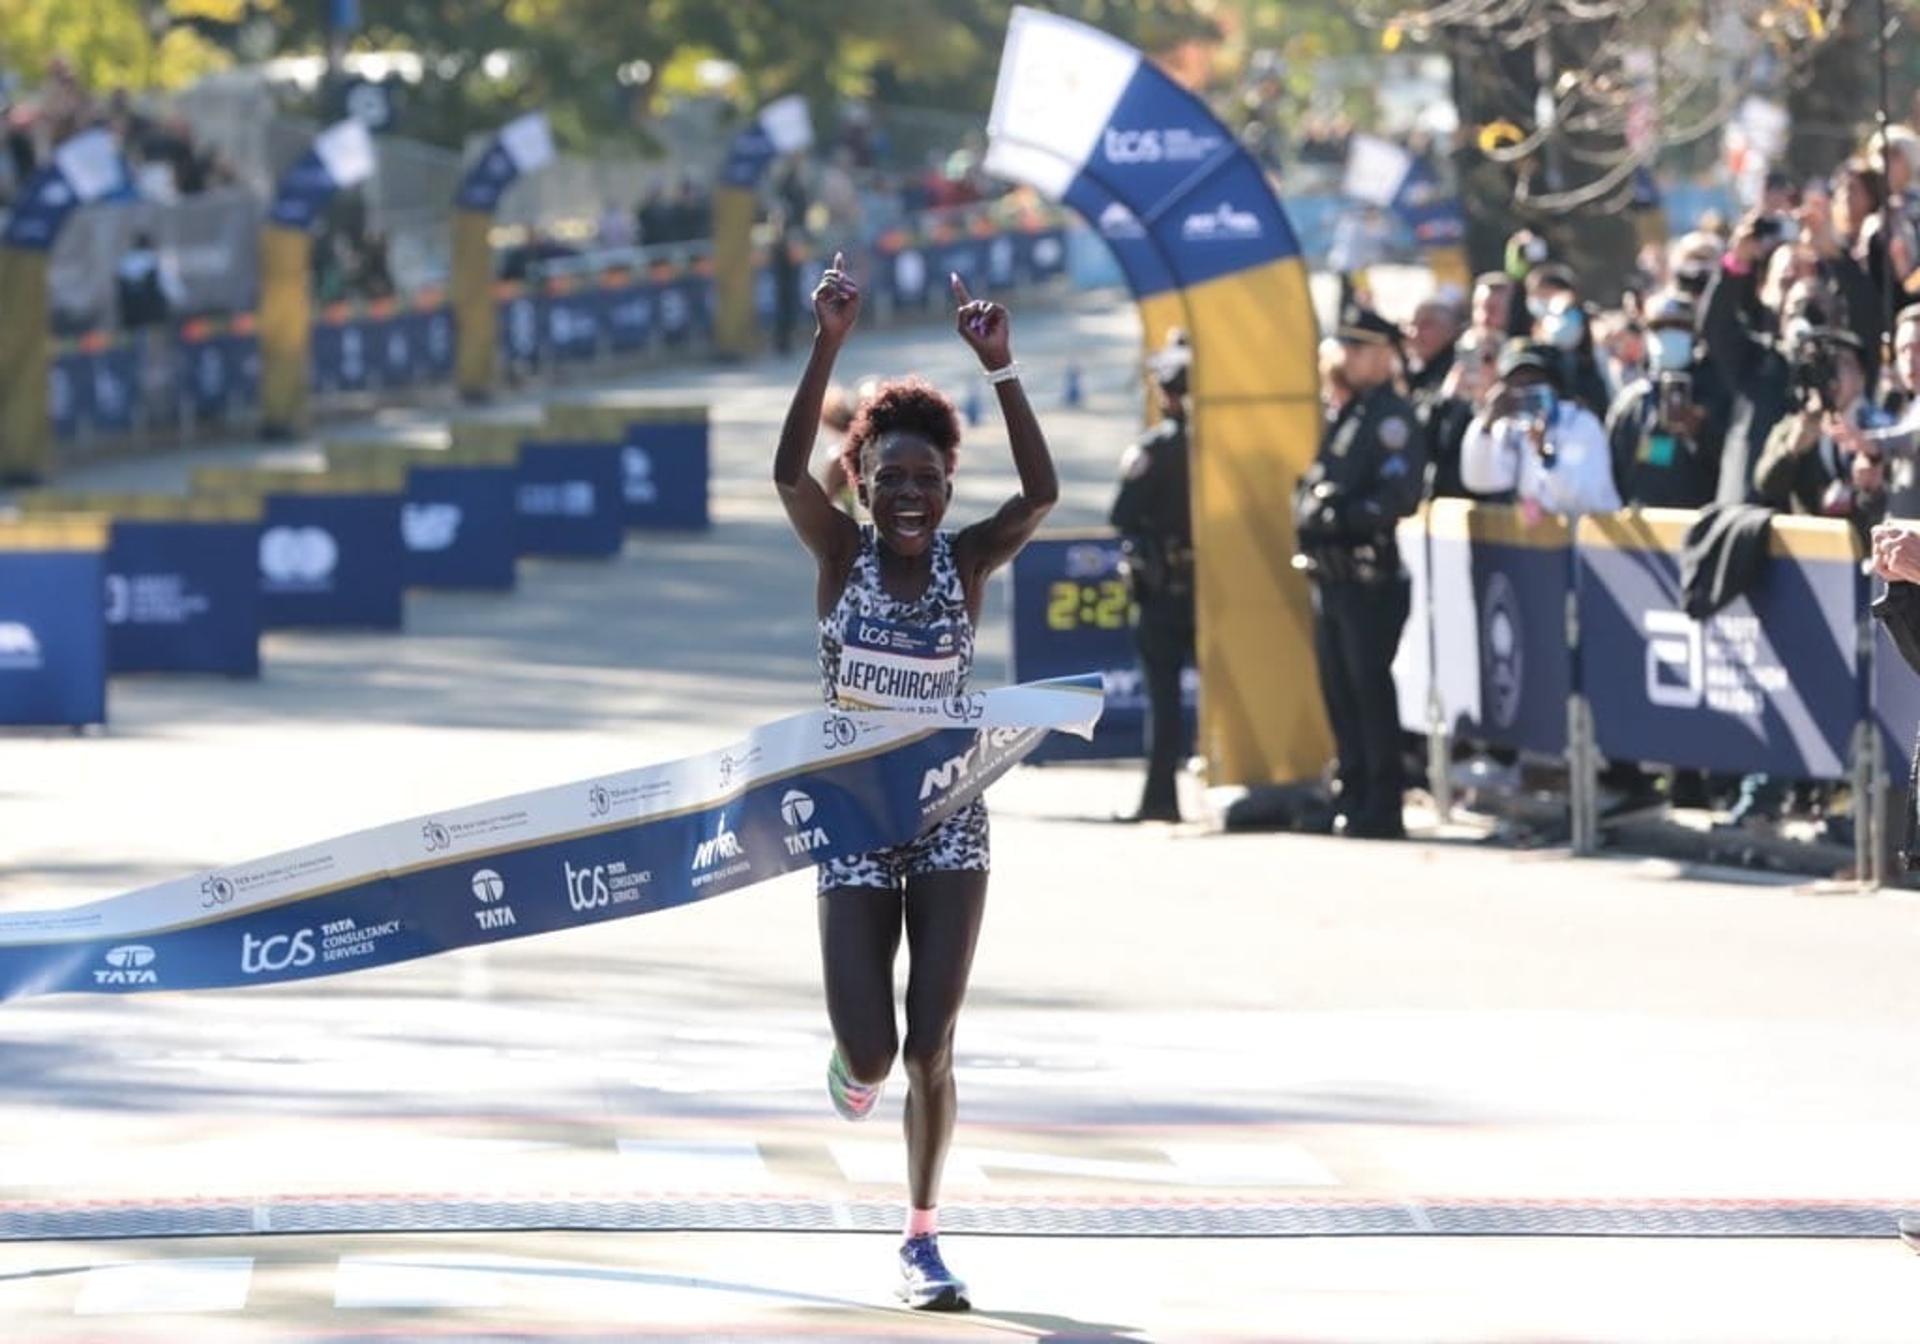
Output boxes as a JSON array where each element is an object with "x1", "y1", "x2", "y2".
[
  {"x1": 2, "y1": 130, "x2": 129, "y2": 251},
  {"x1": 456, "y1": 114, "x2": 556, "y2": 213},
  {"x1": 269, "y1": 121, "x2": 376, "y2": 231},
  {"x1": 0, "y1": 679, "x2": 1102, "y2": 1001},
  {"x1": 719, "y1": 95, "x2": 814, "y2": 190}
]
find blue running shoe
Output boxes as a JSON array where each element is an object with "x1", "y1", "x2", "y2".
[
  {"x1": 826, "y1": 1048, "x2": 884, "y2": 1122},
  {"x1": 897, "y1": 1234, "x2": 970, "y2": 1311}
]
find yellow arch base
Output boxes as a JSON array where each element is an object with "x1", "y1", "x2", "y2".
[
  {"x1": 712, "y1": 187, "x2": 758, "y2": 359},
  {"x1": 259, "y1": 226, "x2": 314, "y2": 436},
  {"x1": 0, "y1": 247, "x2": 52, "y2": 481},
  {"x1": 453, "y1": 210, "x2": 496, "y2": 401},
  {"x1": 1139, "y1": 256, "x2": 1333, "y2": 788}
]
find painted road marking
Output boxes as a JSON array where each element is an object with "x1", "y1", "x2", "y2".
[
  {"x1": 335, "y1": 1256, "x2": 505, "y2": 1310},
  {"x1": 615, "y1": 1139, "x2": 771, "y2": 1188},
  {"x1": 73, "y1": 1257, "x2": 253, "y2": 1315}
]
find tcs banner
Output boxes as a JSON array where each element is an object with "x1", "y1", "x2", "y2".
[{"x1": 984, "y1": 7, "x2": 1325, "y2": 787}]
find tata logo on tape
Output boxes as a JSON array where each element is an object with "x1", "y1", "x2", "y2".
[
  {"x1": 781, "y1": 790, "x2": 829, "y2": 858},
  {"x1": 259, "y1": 526, "x2": 339, "y2": 588},
  {"x1": 401, "y1": 503, "x2": 462, "y2": 552},
  {"x1": 0, "y1": 622, "x2": 43, "y2": 670},
  {"x1": 94, "y1": 944, "x2": 158, "y2": 987},
  {"x1": 1180, "y1": 202, "x2": 1262, "y2": 242},
  {"x1": 470, "y1": 868, "x2": 516, "y2": 931},
  {"x1": 693, "y1": 813, "x2": 744, "y2": 870}
]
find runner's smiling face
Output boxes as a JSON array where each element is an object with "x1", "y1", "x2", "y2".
[{"x1": 862, "y1": 433, "x2": 951, "y2": 556}]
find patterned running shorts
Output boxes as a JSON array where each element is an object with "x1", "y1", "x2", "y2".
[{"x1": 817, "y1": 800, "x2": 990, "y2": 894}]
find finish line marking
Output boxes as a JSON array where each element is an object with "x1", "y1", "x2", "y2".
[{"x1": 0, "y1": 1194, "x2": 1911, "y2": 1242}]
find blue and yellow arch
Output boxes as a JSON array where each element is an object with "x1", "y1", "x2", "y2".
[{"x1": 986, "y1": 7, "x2": 1327, "y2": 787}]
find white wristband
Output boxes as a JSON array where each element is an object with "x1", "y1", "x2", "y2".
[{"x1": 984, "y1": 362, "x2": 1022, "y2": 386}]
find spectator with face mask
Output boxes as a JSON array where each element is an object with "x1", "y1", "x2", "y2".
[
  {"x1": 1530, "y1": 272, "x2": 1612, "y2": 418},
  {"x1": 1606, "y1": 291, "x2": 1729, "y2": 507},
  {"x1": 1460, "y1": 341, "x2": 1622, "y2": 515}
]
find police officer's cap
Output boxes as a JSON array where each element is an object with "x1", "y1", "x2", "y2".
[
  {"x1": 1335, "y1": 308, "x2": 1402, "y2": 351},
  {"x1": 1149, "y1": 327, "x2": 1193, "y2": 386},
  {"x1": 1644, "y1": 290, "x2": 1696, "y2": 330},
  {"x1": 1497, "y1": 340, "x2": 1563, "y2": 387}
]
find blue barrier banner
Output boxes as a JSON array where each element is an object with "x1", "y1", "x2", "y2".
[
  {"x1": 259, "y1": 493, "x2": 406, "y2": 630},
  {"x1": 887, "y1": 245, "x2": 932, "y2": 311},
  {"x1": 603, "y1": 285, "x2": 654, "y2": 354},
  {"x1": 1009, "y1": 534, "x2": 1193, "y2": 762},
  {"x1": 618, "y1": 420, "x2": 709, "y2": 530},
  {"x1": 545, "y1": 291, "x2": 602, "y2": 363},
  {"x1": 106, "y1": 521, "x2": 262, "y2": 677},
  {"x1": 402, "y1": 465, "x2": 518, "y2": 590},
  {"x1": 372, "y1": 315, "x2": 418, "y2": 388},
  {"x1": 311, "y1": 318, "x2": 372, "y2": 394},
  {"x1": 500, "y1": 293, "x2": 543, "y2": 366},
  {"x1": 1577, "y1": 512, "x2": 1861, "y2": 778},
  {"x1": 49, "y1": 353, "x2": 83, "y2": 442},
  {"x1": 1424, "y1": 502, "x2": 1572, "y2": 755},
  {"x1": 656, "y1": 279, "x2": 705, "y2": 346},
  {"x1": 0, "y1": 539, "x2": 108, "y2": 726},
  {"x1": 418, "y1": 309, "x2": 455, "y2": 381},
  {"x1": 515, "y1": 443, "x2": 623, "y2": 557},
  {"x1": 0, "y1": 678, "x2": 1100, "y2": 1000}
]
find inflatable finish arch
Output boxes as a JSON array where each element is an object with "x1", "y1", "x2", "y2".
[{"x1": 986, "y1": 7, "x2": 1329, "y2": 787}]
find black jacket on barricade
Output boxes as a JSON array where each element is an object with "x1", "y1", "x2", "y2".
[{"x1": 1678, "y1": 503, "x2": 1775, "y2": 621}]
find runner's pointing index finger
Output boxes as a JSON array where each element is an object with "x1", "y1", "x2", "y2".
[{"x1": 950, "y1": 272, "x2": 972, "y2": 306}]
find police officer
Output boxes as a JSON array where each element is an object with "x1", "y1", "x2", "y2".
[
  {"x1": 1110, "y1": 329, "x2": 1196, "y2": 823},
  {"x1": 1295, "y1": 308, "x2": 1425, "y2": 840}
]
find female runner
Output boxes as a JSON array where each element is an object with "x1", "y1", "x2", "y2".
[{"x1": 772, "y1": 253, "x2": 1057, "y2": 1310}]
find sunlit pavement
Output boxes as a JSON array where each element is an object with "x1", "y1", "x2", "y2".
[{"x1": 7, "y1": 280, "x2": 1920, "y2": 1340}]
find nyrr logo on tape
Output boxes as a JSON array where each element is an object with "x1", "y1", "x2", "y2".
[
  {"x1": 920, "y1": 728, "x2": 1038, "y2": 810},
  {"x1": 94, "y1": 944, "x2": 158, "y2": 987}
]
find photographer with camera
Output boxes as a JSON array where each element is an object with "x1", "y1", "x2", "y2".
[
  {"x1": 1606, "y1": 291, "x2": 1729, "y2": 507},
  {"x1": 1752, "y1": 324, "x2": 1888, "y2": 540},
  {"x1": 1459, "y1": 342, "x2": 1622, "y2": 516}
]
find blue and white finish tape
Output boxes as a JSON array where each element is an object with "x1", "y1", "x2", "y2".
[{"x1": 0, "y1": 677, "x2": 1103, "y2": 1001}]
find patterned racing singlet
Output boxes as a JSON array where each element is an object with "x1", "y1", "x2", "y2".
[
  {"x1": 816, "y1": 525, "x2": 988, "y2": 890},
  {"x1": 819, "y1": 525, "x2": 974, "y2": 711}
]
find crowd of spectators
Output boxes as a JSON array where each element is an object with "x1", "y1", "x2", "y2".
[
  {"x1": 1326, "y1": 119, "x2": 1920, "y2": 841},
  {"x1": 1, "y1": 58, "x2": 237, "y2": 210}
]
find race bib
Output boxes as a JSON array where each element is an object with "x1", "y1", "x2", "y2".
[{"x1": 834, "y1": 616, "x2": 965, "y2": 710}]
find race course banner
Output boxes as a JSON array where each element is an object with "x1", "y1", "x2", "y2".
[{"x1": 0, "y1": 678, "x2": 1102, "y2": 1001}]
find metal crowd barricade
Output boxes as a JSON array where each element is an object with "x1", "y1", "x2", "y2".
[{"x1": 1395, "y1": 501, "x2": 1886, "y2": 877}]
